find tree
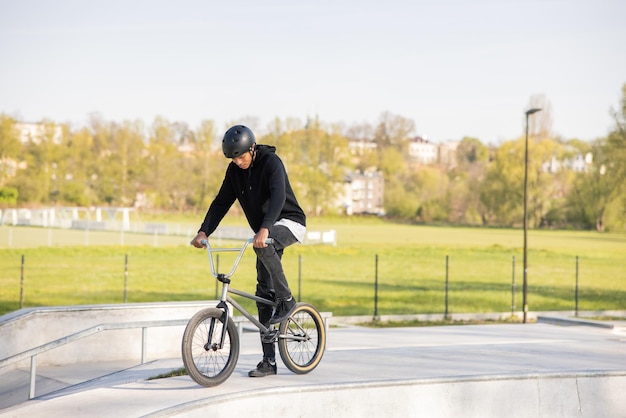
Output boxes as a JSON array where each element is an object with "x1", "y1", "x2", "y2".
[
  {"x1": 456, "y1": 137, "x2": 489, "y2": 166},
  {"x1": 89, "y1": 115, "x2": 118, "y2": 204},
  {"x1": 567, "y1": 84, "x2": 626, "y2": 231},
  {"x1": 529, "y1": 138, "x2": 571, "y2": 228},
  {"x1": 411, "y1": 166, "x2": 450, "y2": 222},
  {"x1": 278, "y1": 118, "x2": 351, "y2": 215},
  {"x1": 10, "y1": 120, "x2": 63, "y2": 204},
  {"x1": 568, "y1": 138, "x2": 625, "y2": 231},
  {"x1": 451, "y1": 137, "x2": 489, "y2": 225},
  {"x1": 61, "y1": 127, "x2": 95, "y2": 205},
  {"x1": 608, "y1": 83, "x2": 626, "y2": 230},
  {"x1": 480, "y1": 140, "x2": 525, "y2": 226},
  {"x1": 373, "y1": 112, "x2": 415, "y2": 156},
  {"x1": 0, "y1": 186, "x2": 17, "y2": 205},
  {"x1": 378, "y1": 147, "x2": 407, "y2": 178},
  {"x1": 0, "y1": 114, "x2": 20, "y2": 187},
  {"x1": 88, "y1": 116, "x2": 146, "y2": 206},
  {"x1": 188, "y1": 119, "x2": 225, "y2": 210},
  {"x1": 144, "y1": 116, "x2": 188, "y2": 210},
  {"x1": 265, "y1": 117, "x2": 305, "y2": 167},
  {"x1": 479, "y1": 115, "x2": 571, "y2": 228},
  {"x1": 384, "y1": 175, "x2": 418, "y2": 218}
]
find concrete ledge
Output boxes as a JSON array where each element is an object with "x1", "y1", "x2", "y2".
[
  {"x1": 331, "y1": 310, "x2": 626, "y2": 327},
  {"x1": 538, "y1": 315, "x2": 614, "y2": 328},
  {"x1": 0, "y1": 302, "x2": 218, "y2": 366},
  {"x1": 538, "y1": 315, "x2": 626, "y2": 334},
  {"x1": 147, "y1": 372, "x2": 626, "y2": 418},
  {"x1": 0, "y1": 302, "x2": 333, "y2": 369}
]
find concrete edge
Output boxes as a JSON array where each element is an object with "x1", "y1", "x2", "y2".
[
  {"x1": 330, "y1": 310, "x2": 626, "y2": 326},
  {"x1": 0, "y1": 301, "x2": 217, "y2": 324},
  {"x1": 143, "y1": 370, "x2": 626, "y2": 418},
  {"x1": 537, "y1": 315, "x2": 625, "y2": 330}
]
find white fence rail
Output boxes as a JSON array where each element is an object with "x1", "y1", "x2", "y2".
[{"x1": 0, "y1": 207, "x2": 336, "y2": 246}]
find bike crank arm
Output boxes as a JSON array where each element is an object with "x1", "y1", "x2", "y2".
[{"x1": 279, "y1": 333, "x2": 310, "y2": 342}]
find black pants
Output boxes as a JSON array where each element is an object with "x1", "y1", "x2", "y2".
[{"x1": 253, "y1": 225, "x2": 298, "y2": 359}]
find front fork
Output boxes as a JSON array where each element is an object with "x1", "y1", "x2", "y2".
[
  {"x1": 205, "y1": 273, "x2": 233, "y2": 351},
  {"x1": 205, "y1": 300, "x2": 231, "y2": 351}
]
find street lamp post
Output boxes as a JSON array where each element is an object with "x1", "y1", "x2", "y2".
[{"x1": 523, "y1": 107, "x2": 542, "y2": 323}]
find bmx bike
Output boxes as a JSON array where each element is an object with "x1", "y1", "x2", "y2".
[{"x1": 181, "y1": 237, "x2": 326, "y2": 387}]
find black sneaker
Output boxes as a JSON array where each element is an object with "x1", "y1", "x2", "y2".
[
  {"x1": 248, "y1": 358, "x2": 277, "y2": 377},
  {"x1": 270, "y1": 297, "x2": 296, "y2": 324}
]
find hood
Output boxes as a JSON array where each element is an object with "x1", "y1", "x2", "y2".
[{"x1": 255, "y1": 144, "x2": 277, "y2": 155}]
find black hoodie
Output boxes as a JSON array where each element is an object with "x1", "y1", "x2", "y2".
[{"x1": 199, "y1": 144, "x2": 306, "y2": 235}]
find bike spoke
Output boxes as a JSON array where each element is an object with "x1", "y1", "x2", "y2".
[
  {"x1": 283, "y1": 310, "x2": 319, "y2": 365},
  {"x1": 191, "y1": 318, "x2": 231, "y2": 377}
]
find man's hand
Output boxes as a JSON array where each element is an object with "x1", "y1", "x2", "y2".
[
  {"x1": 190, "y1": 231, "x2": 208, "y2": 248},
  {"x1": 253, "y1": 228, "x2": 270, "y2": 248}
]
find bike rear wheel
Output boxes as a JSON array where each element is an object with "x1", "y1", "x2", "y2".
[
  {"x1": 181, "y1": 307, "x2": 240, "y2": 387},
  {"x1": 278, "y1": 303, "x2": 326, "y2": 374}
]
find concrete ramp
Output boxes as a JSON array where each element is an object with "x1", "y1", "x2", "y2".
[
  {"x1": 2, "y1": 307, "x2": 625, "y2": 417},
  {"x1": 151, "y1": 373, "x2": 625, "y2": 418}
]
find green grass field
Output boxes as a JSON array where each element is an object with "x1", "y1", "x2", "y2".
[{"x1": 1, "y1": 218, "x2": 625, "y2": 317}]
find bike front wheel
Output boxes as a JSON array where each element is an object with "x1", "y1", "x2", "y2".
[
  {"x1": 278, "y1": 303, "x2": 326, "y2": 374},
  {"x1": 181, "y1": 307, "x2": 240, "y2": 387}
]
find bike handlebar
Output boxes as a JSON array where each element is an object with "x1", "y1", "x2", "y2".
[
  {"x1": 200, "y1": 237, "x2": 274, "y2": 280},
  {"x1": 200, "y1": 237, "x2": 274, "y2": 247}
]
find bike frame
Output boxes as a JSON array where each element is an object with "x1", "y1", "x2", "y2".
[
  {"x1": 183, "y1": 237, "x2": 325, "y2": 387},
  {"x1": 202, "y1": 238, "x2": 277, "y2": 348}
]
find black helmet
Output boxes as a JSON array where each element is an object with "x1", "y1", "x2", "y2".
[{"x1": 222, "y1": 125, "x2": 256, "y2": 158}]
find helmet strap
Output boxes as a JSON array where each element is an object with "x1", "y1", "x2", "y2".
[{"x1": 250, "y1": 144, "x2": 256, "y2": 167}]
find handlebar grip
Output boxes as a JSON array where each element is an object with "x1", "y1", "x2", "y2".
[{"x1": 200, "y1": 239, "x2": 208, "y2": 246}]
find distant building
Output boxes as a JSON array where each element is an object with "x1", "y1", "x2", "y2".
[
  {"x1": 15, "y1": 122, "x2": 63, "y2": 144},
  {"x1": 438, "y1": 141, "x2": 460, "y2": 168},
  {"x1": 542, "y1": 152, "x2": 593, "y2": 173},
  {"x1": 568, "y1": 152, "x2": 593, "y2": 172},
  {"x1": 341, "y1": 170, "x2": 385, "y2": 216},
  {"x1": 542, "y1": 155, "x2": 562, "y2": 173},
  {"x1": 1, "y1": 122, "x2": 63, "y2": 181},
  {"x1": 407, "y1": 136, "x2": 437, "y2": 164},
  {"x1": 347, "y1": 138, "x2": 377, "y2": 156}
]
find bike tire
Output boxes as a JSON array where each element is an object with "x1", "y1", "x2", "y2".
[
  {"x1": 278, "y1": 303, "x2": 326, "y2": 374},
  {"x1": 181, "y1": 307, "x2": 240, "y2": 387}
]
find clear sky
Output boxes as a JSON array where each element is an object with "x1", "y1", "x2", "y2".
[{"x1": 1, "y1": 0, "x2": 624, "y2": 143}]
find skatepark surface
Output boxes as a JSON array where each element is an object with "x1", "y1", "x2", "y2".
[{"x1": 2, "y1": 317, "x2": 626, "y2": 417}]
